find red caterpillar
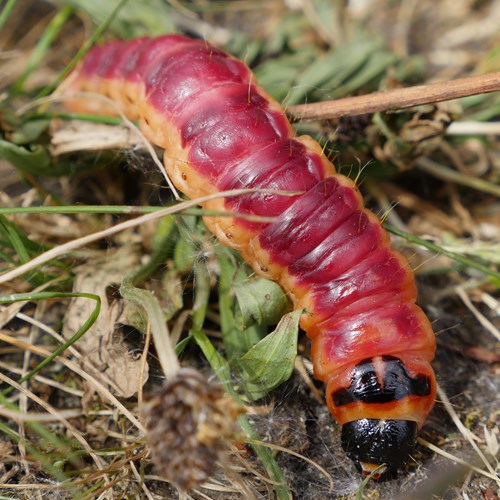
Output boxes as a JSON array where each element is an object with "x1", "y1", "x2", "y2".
[{"x1": 60, "y1": 35, "x2": 437, "y2": 479}]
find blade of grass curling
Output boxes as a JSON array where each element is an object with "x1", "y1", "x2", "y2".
[
  {"x1": 37, "y1": 0, "x2": 129, "y2": 98},
  {"x1": 0, "y1": 0, "x2": 18, "y2": 33},
  {"x1": 190, "y1": 262, "x2": 291, "y2": 500},
  {"x1": 0, "y1": 291, "x2": 100, "y2": 394},
  {"x1": 385, "y1": 223, "x2": 500, "y2": 281},
  {"x1": 10, "y1": 6, "x2": 74, "y2": 96},
  {"x1": 119, "y1": 277, "x2": 180, "y2": 378}
]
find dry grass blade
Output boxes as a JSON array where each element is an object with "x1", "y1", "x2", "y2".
[
  {"x1": 0, "y1": 188, "x2": 282, "y2": 285},
  {"x1": 417, "y1": 438, "x2": 500, "y2": 483},
  {"x1": 0, "y1": 371, "x2": 106, "y2": 471},
  {"x1": 245, "y1": 437, "x2": 334, "y2": 492},
  {"x1": 436, "y1": 384, "x2": 498, "y2": 479},
  {"x1": 0, "y1": 407, "x2": 82, "y2": 422},
  {"x1": 129, "y1": 459, "x2": 155, "y2": 500},
  {"x1": 455, "y1": 286, "x2": 500, "y2": 341},
  {"x1": 0, "y1": 358, "x2": 83, "y2": 397},
  {"x1": 0, "y1": 330, "x2": 145, "y2": 433}
]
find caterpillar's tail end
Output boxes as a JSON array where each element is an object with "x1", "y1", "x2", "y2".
[{"x1": 341, "y1": 419, "x2": 418, "y2": 480}]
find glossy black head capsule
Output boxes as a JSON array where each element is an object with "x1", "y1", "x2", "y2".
[{"x1": 341, "y1": 419, "x2": 418, "y2": 479}]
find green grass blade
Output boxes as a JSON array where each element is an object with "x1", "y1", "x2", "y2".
[
  {"x1": 28, "y1": 111, "x2": 127, "y2": 125},
  {"x1": 0, "y1": 0, "x2": 17, "y2": 32},
  {"x1": 37, "y1": 0, "x2": 129, "y2": 98},
  {"x1": 0, "y1": 214, "x2": 31, "y2": 263},
  {"x1": 385, "y1": 223, "x2": 500, "y2": 281},
  {"x1": 10, "y1": 6, "x2": 74, "y2": 96}
]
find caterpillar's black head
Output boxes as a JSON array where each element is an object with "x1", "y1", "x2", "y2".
[{"x1": 341, "y1": 419, "x2": 417, "y2": 480}]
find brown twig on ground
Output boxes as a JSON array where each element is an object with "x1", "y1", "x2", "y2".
[{"x1": 287, "y1": 72, "x2": 500, "y2": 121}]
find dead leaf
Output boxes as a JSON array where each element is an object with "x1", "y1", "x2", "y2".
[
  {"x1": 50, "y1": 120, "x2": 144, "y2": 155},
  {"x1": 63, "y1": 243, "x2": 148, "y2": 398}
]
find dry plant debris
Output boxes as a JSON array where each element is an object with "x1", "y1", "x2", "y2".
[
  {"x1": 62, "y1": 245, "x2": 147, "y2": 399},
  {"x1": 141, "y1": 368, "x2": 243, "y2": 492}
]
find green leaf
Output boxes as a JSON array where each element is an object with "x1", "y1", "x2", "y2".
[
  {"x1": 233, "y1": 276, "x2": 292, "y2": 329},
  {"x1": 237, "y1": 308, "x2": 302, "y2": 401},
  {"x1": 10, "y1": 119, "x2": 50, "y2": 145},
  {"x1": 0, "y1": 140, "x2": 50, "y2": 174},
  {"x1": 64, "y1": 0, "x2": 175, "y2": 39},
  {"x1": 329, "y1": 50, "x2": 398, "y2": 98},
  {"x1": 288, "y1": 39, "x2": 377, "y2": 104},
  {"x1": 254, "y1": 48, "x2": 316, "y2": 102}
]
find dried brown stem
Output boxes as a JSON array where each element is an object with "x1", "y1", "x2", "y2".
[{"x1": 287, "y1": 72, "x2": 500, "y2": 121}]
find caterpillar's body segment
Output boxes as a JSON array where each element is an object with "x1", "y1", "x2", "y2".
[{"x1": 60, "y1": 35, "x2": 437, "y2": 478}]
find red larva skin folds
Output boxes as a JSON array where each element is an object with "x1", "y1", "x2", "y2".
[{"x1": 60, "y1": 35, "x2": 437, "y2": 474}]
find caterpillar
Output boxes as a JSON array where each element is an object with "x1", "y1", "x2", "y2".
[{"x1": 59, "y1": 34, "x2": 437, "y2": 479}]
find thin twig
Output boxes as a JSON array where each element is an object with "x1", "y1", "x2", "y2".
[{"x1": 288, "y1": 71, "x2": 500, "y2": 121}]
